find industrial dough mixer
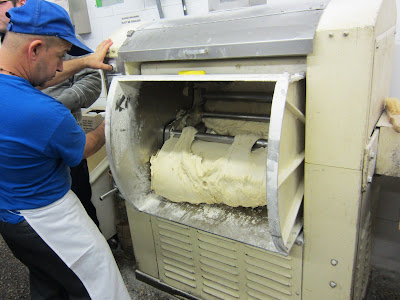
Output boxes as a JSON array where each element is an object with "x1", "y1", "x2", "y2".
[{"x1": 104, "y1": 0, "x2": 397, "y2": 299}]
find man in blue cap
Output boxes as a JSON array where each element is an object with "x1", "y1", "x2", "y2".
[
  {"x1": 0, "y1": 1, "x2": 131, "y2": 299},
  {"x1": 1, "y1": 0, "x2": 109, "y2": 230},
  {"x1": 0, "y1": 0, "x2": 113, "y2": 88}
]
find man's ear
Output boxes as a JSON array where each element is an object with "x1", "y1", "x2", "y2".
[{"x1": 28, "y1": 40, "x2": 44, "y2": 61}]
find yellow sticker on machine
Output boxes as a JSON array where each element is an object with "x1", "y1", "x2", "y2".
[{"x1": 178, "y1": 70, "x2": 206, "y2": 75}]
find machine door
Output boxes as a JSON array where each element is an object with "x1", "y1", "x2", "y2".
[{"x1": 106, "y1": 73, "x2": 305, "y2": 255}]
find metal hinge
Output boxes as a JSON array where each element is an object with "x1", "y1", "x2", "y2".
[{"x1": 362, "y1": 129, "x2": 380, "y2": 192}]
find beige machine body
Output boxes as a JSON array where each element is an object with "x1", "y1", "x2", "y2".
[{"x1": 105, "y1": 0, "x2": 397, "y2": 299}]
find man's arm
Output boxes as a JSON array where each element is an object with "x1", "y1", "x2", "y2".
[
  {"x1": 44, "y1": 68, "x2": 102, "y2": 112},
  {"x1": 39, "y1": 39, "x2": 113, "y2": 89},
  {"x1": 83, "y1": 120, "x2": 105, "y2": 159}
]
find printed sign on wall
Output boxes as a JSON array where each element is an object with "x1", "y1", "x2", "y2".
[{"x1": 96, "y1": 0, "x2": 124, "y2": 8}]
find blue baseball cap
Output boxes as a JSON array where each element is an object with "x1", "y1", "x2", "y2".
[{"x1": 6, "y1": 0, "x2": 93, "y2": 56}]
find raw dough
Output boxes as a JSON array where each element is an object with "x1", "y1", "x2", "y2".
[
  {"x1": 150, "y1": 126, "x2": 267, "y2": 207},
  {"x1": 203, "y1": 118, "x2": 269, "y2": 138}
]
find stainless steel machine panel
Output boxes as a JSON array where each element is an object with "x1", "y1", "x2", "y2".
[{"x1": 118, "y1": 1, "x2": 329, "y2": 62}]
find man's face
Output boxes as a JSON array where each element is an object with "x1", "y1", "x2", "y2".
[
  {"x1": 0, "y1": 1, "x2": 14, "y2": 33},
  {"x1": 33, "y1": 41, "x2": 71, "y2": 87}
]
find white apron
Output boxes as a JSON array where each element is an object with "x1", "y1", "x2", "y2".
[{"x1": 19, "y1": 190, "x2": 131, "y2": 300}]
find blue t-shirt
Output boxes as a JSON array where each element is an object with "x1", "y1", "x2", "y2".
[{"x1": 0, "y1": 74, "x2": 86, "y2": 224}]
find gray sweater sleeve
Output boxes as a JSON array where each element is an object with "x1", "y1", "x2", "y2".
[{"x1": 43, "y1": 68, "x2": 102, "y2": 112}]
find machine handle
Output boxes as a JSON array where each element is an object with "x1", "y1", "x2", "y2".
[{"x1": 99, "y1": 187, "x2": 119, "y2": 201}]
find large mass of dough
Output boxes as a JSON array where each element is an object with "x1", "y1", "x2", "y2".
[{"x1": 150, "y1": 126, "x2": 267, "y2": 207}]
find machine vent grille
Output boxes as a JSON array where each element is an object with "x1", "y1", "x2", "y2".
[
  {"x1": 353, "y1": 212, "x2": 372, "y2": 300},
  {"x1": 198, "y1": 231, "x2": 240, "y2": 299},
  {"x1": 153, "y1": 218, "x2": 301, "y2": 299},
  {"x1": 156, "y1": 218, "x2": 197, "y2": 289},
  {"x1": 245, "y1": 246, "x2": 293, "y2": 300}
]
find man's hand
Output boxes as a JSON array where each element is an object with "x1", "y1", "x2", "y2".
[
  {"x1": 82, "y1": 39, "x2": 114, "y2": 71},
  {"x1": 38, "y1": 39, "x2": 114, "y2": 89}
]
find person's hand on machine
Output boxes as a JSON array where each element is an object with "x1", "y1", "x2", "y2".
[{"x1": 82, "y1": 39, "x2": 114, "y2": 71}]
